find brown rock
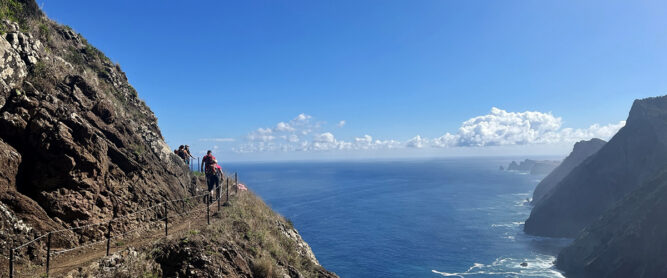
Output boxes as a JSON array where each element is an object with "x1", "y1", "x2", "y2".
[{"x1": 0, "y1": 138, "x2": 20, "y2": 191}]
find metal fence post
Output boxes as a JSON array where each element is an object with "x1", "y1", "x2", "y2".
[
  {"x1": 164, "y1": 203, "x2": 168, "y2": 237},
  {"x1": 206, "y1": 193, "x2": 210, "y2": 225},
  {"x1": 223, "y1": 178, "x2": 230, "y2": 207},
  {"x1": 46, "y1": 232, "x2": 52, "y2": 277},
  {"x1": 9, "y1": 245, "x2": 14, "y2": 278},
  {"x1": 106, "y1": 220, "x2": 112, "y2": 256}
]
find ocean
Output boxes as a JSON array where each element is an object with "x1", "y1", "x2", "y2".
[{"x1": 226, "y1": 158, "x2": 571, "y2": 277}]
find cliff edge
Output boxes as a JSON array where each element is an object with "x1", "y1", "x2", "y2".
[
  {"x1": 556, "y1": 168, "x2": 667, "y2": 277},
  {"x1": 525, "y1": 96, "x2": 667, "y2": 237},
  {"x1": 0, "y1": 1, "x2": 336, "y2": 277},
  {"x1": 531, "y1": 138, "x2": 606, "y2": 205}
]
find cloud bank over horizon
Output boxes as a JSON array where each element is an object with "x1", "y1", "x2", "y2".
[
  {"x1": 407, "y1": 107, "x2": 625, "y2": 149},
  {"x1": 229, "y1": 108, "x2": 625, "y2": 153}
]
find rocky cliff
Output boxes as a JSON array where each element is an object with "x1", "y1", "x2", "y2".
[
  {"x1": 0, "y1": 2, "x2": 335, "y2": 277},
  {"x1": 556, "y1": 167, "x2": 667, "y2": 277},
  {"x1": 0, "y1": 0, "x2": 196, "y2": 254},
  {"x1": 531, "y1": 138, "x2": 606, "y2": 205},
  {"x1": 524, "y1": 96, "x2": 667, "y2": 237}
]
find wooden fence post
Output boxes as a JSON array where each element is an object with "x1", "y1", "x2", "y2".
[
  {"x1": 235, "y1": 172, "x2": 238, "y2": 194},
  {"x1": 46, "y1": 232, "x2": 52, "y2": 277},
  {"x1": 106, "y1": 220, "x2": 112, "y2": 256},
  {"x1": 164, "y1": 203, "x2": 168, "y2": 237},
  {"x1": 206, "y1": 193, "x2": 210, "y2": 225},
  {"x1": 223, "y1": 178, "x2": 230, "y2": 207},
  {"x1": 9, "y1": 245, "x2": 13, "y2": 278}
]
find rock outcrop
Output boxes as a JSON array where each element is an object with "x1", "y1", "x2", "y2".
[
  {"x1": 531, "y1": 138, "x2": 606, "y2": 205},
  {"x1": 556, "y1": 168, "x2": 667, "y2": 277},
  {"x1": 0, "y1": 0, "x2": 195, "y2": 254},
  {"x1": 506, "y1": 159, "x2": 560, "y2": 175},
  {"x1": 525, "y1": 96, "x2": 667, "y2": 237},
  {"x1": 0, "y1": 2, "x2": 336, "y2": 277}
]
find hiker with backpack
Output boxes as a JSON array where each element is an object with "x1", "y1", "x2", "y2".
[
  {"x1": 184, "y1": 145, "x2": 195, "y2": 165},
  {"x1": 175, "y1": 145, "x2": 188, "y2": 163},
  {"x1": 201, "y1": 150, "x2": 221, "y2": 198}
]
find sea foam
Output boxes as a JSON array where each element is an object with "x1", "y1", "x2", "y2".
[{"x1": 432, "y1": 255, "x2": 565, "y2": 278}]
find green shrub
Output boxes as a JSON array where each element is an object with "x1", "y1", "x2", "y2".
[
  {"x1": 65, "y1": 46, "x2": 85, "y2": 66},
  {"x1": 251, "y1": 256, "x2": 279, "y2": 278},
  {"x1": 38, "y1": 22, "x2": 49, "y2": 41},
  {"x1": 0, "y1": 0, "x2": 23, "y2": 22}
]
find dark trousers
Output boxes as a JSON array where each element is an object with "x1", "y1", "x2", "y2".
[{"x1": 206, "y1": 174, "x2": 220, "y2": 197}]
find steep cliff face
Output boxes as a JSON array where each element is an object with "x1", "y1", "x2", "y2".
[
  {"x1": 556, "y1": 168, "x2": 667, "y2": 277},
  {"x1": 0, "y1": 0, "x2": 194, "y2": 254},
  {"x1": 525, "y1": 96, "x2": 667, "y2": 237},
  {"x1": 531, "y1": 138, "x2": 606, "y2": 205},
  {"x1": 0, "y1": 3, "x2": 337, "y2": 278}
]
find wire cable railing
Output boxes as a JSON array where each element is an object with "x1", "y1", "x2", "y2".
[{"x1": 6, "y1": 171, "x2": 241, "y2": 278}]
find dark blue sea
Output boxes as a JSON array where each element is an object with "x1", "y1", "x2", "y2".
[{"x1": 227, "y1": 158, "x2": 571, "y2": 278}]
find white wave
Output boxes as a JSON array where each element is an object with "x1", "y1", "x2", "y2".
[
  {"x1": 490, "y1": 221, "x2": 524, "y2": 228},
  {"x1": 514, "y1": 199, "x2": 531, "y2": 207},
  {"x1": 432, "y1": 255, "x2": 565, "y2": 278}
]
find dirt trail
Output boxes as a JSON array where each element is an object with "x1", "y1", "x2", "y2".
[{"x1": 9, "y1": 192, "x2": 235, "y2": 278}]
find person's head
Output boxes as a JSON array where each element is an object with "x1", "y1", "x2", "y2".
[
  {"x1": 179, "y1": 145, "x2": 184, "y2": 149},
  {"x1": 207, "y1": 150, "x2": 212, "y2": 155},
  {"x1": 185, "y1": 145, "x2": 189, "y2": 150}
]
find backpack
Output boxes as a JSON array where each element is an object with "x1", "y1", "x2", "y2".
[
  {"x1": 206, "y1": 163, "x2": 217, "y2": 175},
  {"x1": 203, "y1": 155, "x2": 217, "y2": 174}
]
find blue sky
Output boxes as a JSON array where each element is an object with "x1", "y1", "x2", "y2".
[{"x1": 41, "y1": 0, "x2": 667, "y2": 161}]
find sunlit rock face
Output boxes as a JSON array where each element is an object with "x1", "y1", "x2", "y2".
[{"x1": 0, "y1": 0, "x2": 193, "y2": 254}]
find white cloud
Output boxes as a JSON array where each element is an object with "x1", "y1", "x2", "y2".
[
  {"x1": 287, "y1": 134, "x2": 300, "y2": 143},
  {"x1": 422, "y1": 107, "x2": 625, "y2": 148},
  {"x1": 247, "y1": 127, "x2": 275, "y2": 142},
  {"x1": 314, "y1": 132, "x2": 335, "y2": 143},
  {"x1": 406, "y1": 135, "x2": 427, "y2": 148},
  {"x1": 199, "y1": 138, "x2": 236, "y2": 142},
  {"x1": 234, "y1": 109, "x2": 626, "y2": 153},
  {"x1": 355, "y1": 134, "x2": 372, "y2": 144},
  {"x1": 295, "y1": 113, "x2": 311, "y2": 122},
  {"x1": 235, "y1": 114, "x2": 401, "y2": 153},
  {"x1": 337, "y1": 120, "x2": 346, "y2": 127},
  {"x1": 275, "y1": 122, "x2": 295, "y2": 132}
]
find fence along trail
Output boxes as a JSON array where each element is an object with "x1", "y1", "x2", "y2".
[{"x1": 3, "y1": 171, "x2": 240, "y2": 278}]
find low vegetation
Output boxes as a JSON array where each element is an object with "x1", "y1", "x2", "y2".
[{"x1": 66, "y1": 190, "x2": 335, "y2": 277}]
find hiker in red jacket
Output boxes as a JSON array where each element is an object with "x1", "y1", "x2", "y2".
[{"x1": 201, "y1": 150, "x2": 219, "y2": 197}]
